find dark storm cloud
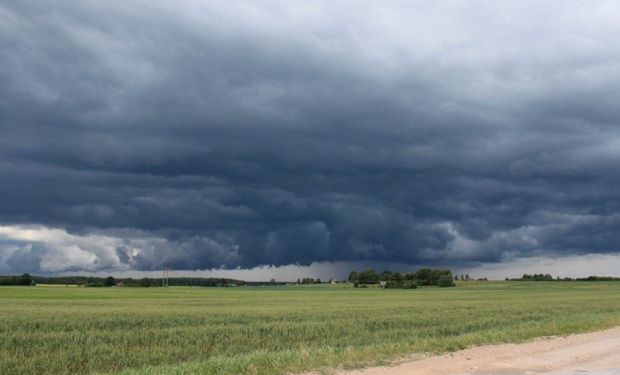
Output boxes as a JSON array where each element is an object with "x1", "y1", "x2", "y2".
[{"x1": 1, "y1": 1, "x2": 620, "y2": 273}]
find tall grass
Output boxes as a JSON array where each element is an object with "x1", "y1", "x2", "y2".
[{"x1": 1, "y1": 282, "x2": 620, "y2": 374}]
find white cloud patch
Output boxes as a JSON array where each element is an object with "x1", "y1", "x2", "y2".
[
  {"x1": 0, "y1": 225, "x2": 240, "y2": 274},
  {"x1": 0, "y1": 225, "x2": 127, "y2": 273}
]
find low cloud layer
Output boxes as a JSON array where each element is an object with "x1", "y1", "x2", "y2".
[{"x1": 2, "y1": 1, "x2": 620, "y2": 275}]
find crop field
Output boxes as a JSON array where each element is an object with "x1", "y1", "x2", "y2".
[{"x1": 2, "y1": 282, "x2": 620, "y2": 375}]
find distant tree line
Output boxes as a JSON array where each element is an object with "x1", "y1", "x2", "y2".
[
  {"x1": 520, "y1": 273, "x2": 554, "y2": 281},
  {"x1": 296, "y1": 278, "x2": 322, "y2": 284},
  {"x1": 0, "y1": 275, "x2": 287, "y2": 287},
  {"x1": 508, "y1": 274, "x2": 620, "y2": 281},
  {"x1": 576, "y1": 275, "x2": 620, "y2": 281},
  {"x1": 348, "y1": 268, "x2": 455, "y2": 288},
  {"x1": 0, "y1": 273, "x2": 33, "y2": 286}
]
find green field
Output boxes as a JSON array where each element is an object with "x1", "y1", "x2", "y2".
[{"x1": 2, "y1": 282, "x2": 620, "y2": 375}]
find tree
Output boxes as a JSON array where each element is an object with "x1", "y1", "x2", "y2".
[
  {"x1": 357, "y1": 269, "x2": 379, "y2": 284},
  {"x1": 20, "y1": 273, "x2": 33, "y2": 286},
  {"x1": 104, "y1": 276, "x2": 115, "y2": 287},
  {"x1": 380, "y1": 270, "x2": 393, "y2": 281},
  {"x1": 438, "y1": 275, "x2": 455, "y2": 287},
  {"x1": 465, "y1": 273, "x2": 470, "y2": 281},
  {"x1": 348, "y1": 271, "x2": 359, "y2": 283},
  {"x1": 413, "y1": 268, "x2": 432, "y2": 285},
  {"x1": 402, "y1": 280, "x2": 418, "y2": 289}
]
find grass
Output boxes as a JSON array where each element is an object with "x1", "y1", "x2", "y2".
[{"x1": 2, "y1": 281, "x2": 620, "y2": 374}]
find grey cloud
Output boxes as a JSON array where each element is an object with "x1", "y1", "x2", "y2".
[
  {"x1": 1, "y1": 1, "x2": 620, "y2": 273},
  {"x1": 4, "y1": 243, "x2": 44, "y2": 274}
]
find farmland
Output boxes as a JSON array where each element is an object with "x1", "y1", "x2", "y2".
[{"x1": 2, "y1": 282, "x2": 620, "y2": 375}]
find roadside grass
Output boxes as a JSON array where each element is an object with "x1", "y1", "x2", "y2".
[{"x1": 1, "y1": 281, "x2": 620, "y2": 374}]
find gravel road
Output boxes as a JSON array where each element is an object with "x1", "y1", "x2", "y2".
[{"x1": 325, "y1": 327, "x2": 620, "y2": 375}]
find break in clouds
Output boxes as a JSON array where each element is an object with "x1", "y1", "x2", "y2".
[{"x1": 1, "y1": 1, "x2": 620, "y2": 275}]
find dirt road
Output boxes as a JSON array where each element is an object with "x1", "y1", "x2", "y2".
[{"x1": 331, "y1": 327, "x2": 620, "y2": 375}]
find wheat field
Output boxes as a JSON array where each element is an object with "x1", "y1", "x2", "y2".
[{"x1": 2, "y1": 281, "x2": 620, "y2": 375}]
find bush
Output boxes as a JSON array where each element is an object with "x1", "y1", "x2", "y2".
[
  {"x1": 353, "y1": 281, "x2": 359, "y2": 288},
  {"x1": 437, "y1": 275, "x2": 455, "y2": 288},
  {"x1": 385, "y1": 281, "x2": 402, "y2": 289},
  {"x1": 402, "y1": 280, "x2": 418, "y2": 289},
  {"x1": 104, "y1": 276, "x2": 116, "y2": 287}
]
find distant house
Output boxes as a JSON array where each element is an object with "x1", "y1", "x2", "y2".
[
  {"x1": 115, "y1": 281, "x2": 125, "y2": 287},
  {"x1": 330, "y1": 277, "x2": 337, "y2": 284},
  {"x1": 379, "y1": 281, "x2": 388, "y2": 288}
]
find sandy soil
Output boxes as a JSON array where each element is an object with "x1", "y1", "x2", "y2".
[{"x1": 318, "y1": 327, "x2": 620, "y2": 375}]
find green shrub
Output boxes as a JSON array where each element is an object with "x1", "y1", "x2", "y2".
[
  {"x1": 437, "y1": 275, "x2": 455, "y2": 287},
  {"x1": 402, "y1": 280, "x2": 418, "y2": 289},
  {"x1": 385, "y1": 281, "x2": 402, "y2": 289}
]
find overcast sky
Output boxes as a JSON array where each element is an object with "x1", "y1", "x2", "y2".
[{"x1": 1, "y1": 1, "x2": 620, "y2": 280}]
